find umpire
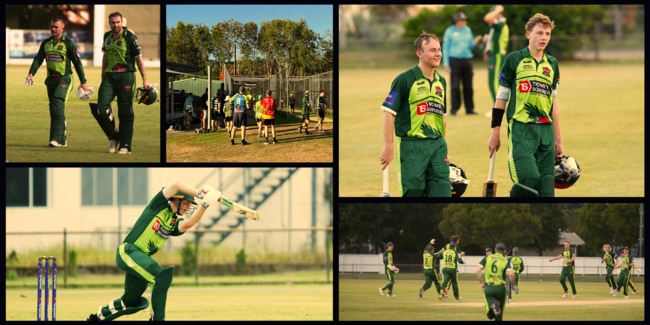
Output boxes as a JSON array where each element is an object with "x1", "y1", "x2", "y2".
[
  {"x1": 26, "y1": 16, "x2": 90, "y2": 148},
  {"x1": 477, "y1": 243, "x2": 514, "y2": 321}
]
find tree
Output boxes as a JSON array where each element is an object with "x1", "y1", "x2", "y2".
[
  {"x1": 529, "y1": 204, "x2": 569, "y2": 256},
  {"x1": 577, "y1": 203, "x2": 641, "y2": 256}
]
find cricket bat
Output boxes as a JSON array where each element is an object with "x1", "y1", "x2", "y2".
[
  {"x1": 219, "y1": 196, "x2": 260, "y2": 221},
  {"x1": 483, "y1": 154, "x2": 497, "y2": 197},
  {"x1": 381, "y1": 167, "x2": 390, "y2": 197}
]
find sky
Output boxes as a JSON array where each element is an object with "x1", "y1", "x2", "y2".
[{"x1": 166, "y1": 5, "x2": 333, "y2": 37}]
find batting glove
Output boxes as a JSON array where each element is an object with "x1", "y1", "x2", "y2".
[
  {"x1": 26, "y1": 77, "x2": 34, "y2": 86},
  {"x1": 196, "y1": 185, "x2": 215, "y2": 199},
  {"x1": 201, "y1": 189, "x2": 222, "y2": 208}
]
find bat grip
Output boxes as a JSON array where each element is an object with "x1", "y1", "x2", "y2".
[{"x1": 487, "y1": 154, "x2": 496, "y2": 181}]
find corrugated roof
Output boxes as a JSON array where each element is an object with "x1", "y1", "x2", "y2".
[{"x1": 558, "y1": 232, "x2": 585, "y2": 245}]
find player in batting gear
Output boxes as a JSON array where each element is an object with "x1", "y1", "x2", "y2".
[
  {"x1": 86, "y1": 181, "x2": 221, "y2": 321},
  {"x1": 379, "y1": 242, "x2": 398, "y2": 297},
  {"x1": 93, "y1": 12, "x2": 152, "y2": 154},
  {"x1": 27, "y1": 16, "x2": 90, "y2": 148}
]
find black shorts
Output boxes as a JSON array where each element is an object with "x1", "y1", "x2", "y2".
[
  {"x1": 211, "y1": 110, "x2": 219, "y2": 120},
  {"x1": 302, "y1": 114, "x2": 310, "y2": 121},
  {"x1": 263, "y1": 118, "x2": 275, "y2": 126},
  {"x1": 233, "y1": 112, "x2": 247, "y2": 127},
  {"x1": 318, "y1": 108, "x2": 325, "y2": 118},
  {"x1": 225, "y1": 116, "x2": 233, "y2": 122}
]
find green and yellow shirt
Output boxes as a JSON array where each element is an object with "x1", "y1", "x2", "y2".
[
  {"x1": 382, "y1": 65, "x2": 446, "y2": 139},
  {"x1": 601, "y1": 251, "x2": 617, "y2": 268},
  {"x1": 29, "y1": 36, "x2": 87, "y2": 82},
  {"x1": 102, "y1": 27, "x2": 142, "y2": 73},
  {"x1": 509, "y1": 255, "x2": 524, "y2": 274},
  {"x1": 499, "y1": 47, "x2": 559, "y2": 124},
  {"x1": 480, "y1": 253, "x2": 511, "y2": 286}
]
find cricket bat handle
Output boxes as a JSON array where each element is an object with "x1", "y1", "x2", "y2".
[
  {"x1": 381, "y1": 167, "x2": 390, "y2": 197},
  {"x1": 487, "y1": 154, "x2": 496, "y2": 182}
]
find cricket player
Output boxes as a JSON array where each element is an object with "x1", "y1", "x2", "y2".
[
  {"x1": 487, "y1": 13, "x2": 565, "y2": 197},
  {"x1": 483, "y1": 5, "x2": 510, "y2": 103},
  {"x1": 379, "y1": 242, "x2": 398, "y2": 297},
  {"x1": 613, "y1": 246, "x2": 633, "y2": 298},
  {"x1": 419, "y1": 239, "x2": 443, "y2": 299},
  {"x1": 439, "y1": 241, "x2": 464, "y2": 301},
  {"x1": 26, "y1": 16, "x2": 90, "y2": 148},
  {"x1": 93, "y1": 12, "x2": 152, "y2": 154},
  {"x1": 379, "y1": 31, "x2": 450, "y2": 197},
  {"x1": 509, "y1": 247, "x2": 524, "y2": 295},
  {"x1": 477, "y1": 243, "x2": 515, "y2": 321},
  {"x1": 86, "y1": 181, "x2": 221, "y2": 321},
  {"x1": 601, "y1": 244, "x2": 618, "y2": 294},
  {"x1": 549, "y1": 240, "x2": 577, "y2": 298}
]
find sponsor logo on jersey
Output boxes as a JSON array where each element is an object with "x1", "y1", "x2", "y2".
[
  {"x1": 152, "y1": 220, "x2": 161, "y2": 231},
  {"x1": 383, "y1": 91, "x2": 397, "y2": 107}
]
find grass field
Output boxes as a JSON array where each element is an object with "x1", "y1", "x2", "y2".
[
  {"x1": 339, "y1": 63, "x2": 644, "y2": 197},
  {"x1": 166, "y1": 113, "x2": 333, "y2": 163},
  {"x1": 339, "y1": 275, "x2": 644, "y2": 321},
  {"x1": 5, "y1": 65, "x2": 161, "y2": 163},
  {"x1": 7, "y1": 271, "x2": 333, "y2": 320}
]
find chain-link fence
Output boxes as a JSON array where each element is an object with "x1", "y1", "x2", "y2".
[{"x1": 261, "y1": 71, "x2": 333, "y2": 115}]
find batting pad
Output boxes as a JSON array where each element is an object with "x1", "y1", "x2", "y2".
[
  {"x1": 510, "y1": 183, "x2": 539, "y2": 197},
  {"x1": 89, "y1": 102, "x2": 119, "y2": 141},
  {"x1": 97, "y1": 297, "x2": 149, "y2": 321}
]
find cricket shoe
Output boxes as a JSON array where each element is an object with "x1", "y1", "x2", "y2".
[
  {"x1": 573, "y1": 294, "x2": 578, "y2": 299},
  {"x1": 613, "y1": 290, "x2": 619, "y2": 297},
  {"x1": 118, "y1": 148, "x2": 131, "y2": 154},
  {"x1": 632, "y1": 288, "x2": 638, "y2": 294},
  {"x1": 107, "y1": 139, "x2": 118, "y2": 153},
  {"x1": 610, "y1": 288, "x2": 615, "y2": 294},
  {"x1": 386, "y1": 294, "x2": 396, "y2": 298},
  {"x1": 85, "y1": 313, "x2": 100, "y2": 321},
  {"x1": 378, "y1": 288, "x2": 384, "y2": 296},
  {"x1": 491, "y1": 300, "x2": 501, "y2": 317},
  {"x1": 455, "y1": 296, "x2": 462, "y2": 302},
  {"x1": 419, "y1": 288, "x2": 424, "y2": 298},
  {"x1": 241, "y1": 139, "x2": 250, "y2": 145},
  {"x1": 624, "y1": 295, "x2": 630, "y2": 299},
  {"x1": 49, "y1": 140, "x2": 67, "y2": 147},
  {"x1": 264, "y1": 140, "x2": 270, "y2": 145},
  {"x1": 561, "y1": 292, "x2": 568, "y2": 298}
]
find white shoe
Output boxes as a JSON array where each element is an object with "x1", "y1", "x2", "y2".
[
  {"x1": 561, "y1": 293, "x2": 568, "y2": 298},
  {"x1": 573, "y1": 294, "x2": 578, "y2": 299},
  {"x1": 387, "y1": 294, "x2": 396, "y2": 298},
  {"x1": 49, "y1": 140, "x2": 67, "y2": 147},
  {"x1": 613, "y1": 290, "x2": 619, "y2": 297},
  {"x1": 624, "y1": 295, "x2": 630, "y2": 299},
  {"x1": 107, "y1": 140, "x2": 118, "y2": 153},
  {"x1": 378, "y1": 288, "x2": 384, "y2": 296},
  {"x1": 118, "y1": 148, "x2": 131, "y2": 154}
]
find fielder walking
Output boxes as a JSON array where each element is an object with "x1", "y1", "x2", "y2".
[
  {"x1": 477, "y1": 243, "x2": 515, "y2": 321},
  {"x1": 509, "y1": 247, "x2": 524, "y2": 296},
  {"x1": 86, "y1": 181, "x2": 222, "y2": 321},
  {"x1": 26, "y1": 16, "x2": 90, "y2": 148},
  {"x1": 93, "y1": 12, "x2": 152, "y2": 154},
  {"x1": 487, "y1": 13, "x2": 565, "y2": 197},
  {"x1": 613, "y1": 246, "x2": 633, "y2": 298},
  {"x1": 419, "y1": 239, "x2": 443, "y2": 299},
  {"x1": 549, "y1": 240, "x2": 577, "y2": 298},
  {"x1": 378, "y1": 242, "x2": 398, "y2": 297},
  {"x1": 379, "y1": 32, "x2": 450, "y2": 197},
  {"x1": 601, "y1": 244, "x2": 618, "y2": 294}
]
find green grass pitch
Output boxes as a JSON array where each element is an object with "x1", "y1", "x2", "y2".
[
  {"x1": 339, "y1": 274, "x2": 644, "y2": 321},
  {"x1": 5, "y1": 65, "x2": 161, "y2": 163}
]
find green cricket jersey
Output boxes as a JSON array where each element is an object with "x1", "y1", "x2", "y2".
[
  {"x1": 480, "y1": 253, "x2": 510, "y2": 285},
  {"x1": 486, "y1": 19, "x2": 509, "y2": 57},
  {"x1": 602, "y1": 251, "x2": 617, "y2": 267},
  {"x1": 561, "y1": 248, "x2": 574, "y2": 266},
  {"x1": 29, "y1": 36, "x2": 87, "y2": 82},
  {"x1": 499, "y1": 47, "x2": 559, "y2": 124},
  {"x1": 441, "y1": 247, "x2": 462, "y2": 269},
  {"x1": 509, "y1": 255, "x2": 524, "y2": 274},
  {"x1": 383, "y1": 250, "x2": 394, "y2": 267},
  {"x1": 423, "y1": 245, "x2": 435, "y2": 270},
  {"x1": 123, "y1": 190, "x2": 184, "y2": 255},
  {"x1": 620, "y1": 255, "x2": 633, "y2": 270},
  {"x1": 102, "y1": 27, "x2": 142, "y2": 73},
  {"x1": 381, "y1": 65, "x2": 446, "y2": 139}
]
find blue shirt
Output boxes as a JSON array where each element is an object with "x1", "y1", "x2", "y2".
[
  {"x1": 442, "y1": 24, "x2": 475, "y2": 66},
  {"x1": 232, "y1": 94, "x2": 247, "y2": 112}
]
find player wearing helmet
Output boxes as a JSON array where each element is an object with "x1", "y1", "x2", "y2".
[{"x1": 86, "y1": 181, "x2": 221, "y2": 321}]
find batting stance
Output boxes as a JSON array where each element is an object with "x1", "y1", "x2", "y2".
[
  {"x1": 86, "y1": 181, "x2": 221, "y2": 321},
  {"x1": 549, "y1": 240, "x2": 577, "y2": 298},
  {"x1": 477, "y1": 243, "x2": 514, "y2": 321},
  {"x1": 92, "y1": 12, "x2": 151, "y2": 154},
  {"x1": 378, "y1": 242, "x2": 398, "y2": 297},
  {"x1": 487, "y1": 13, "x2": 565, "y2": 197},
  {"x1": 26, "y1": 16, "x2": 90, "y2": 148}
]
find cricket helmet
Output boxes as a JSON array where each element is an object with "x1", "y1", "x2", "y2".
[
  {"x1": 386, "y1": 242, "x2": 394, "y2": 248},
  {"x1": 171, "y1": 192, "x2": 196, "y2": 204},
  {"x1": 554, "y1": 155, "x2": 581, "y2": 189},
  {"x1": 136, "y1": 86, "x2": 158, "y2": 105},
  {"x1": 170, "y1": 192, "x2": 197, "y2": 218},
  {"x1": 449, "y1": 163, "x2": 469, "y2": 197}
]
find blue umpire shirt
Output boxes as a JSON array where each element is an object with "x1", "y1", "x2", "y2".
[{"x1": 442, "y1": 24, "x2": 475, "y2": 67}]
